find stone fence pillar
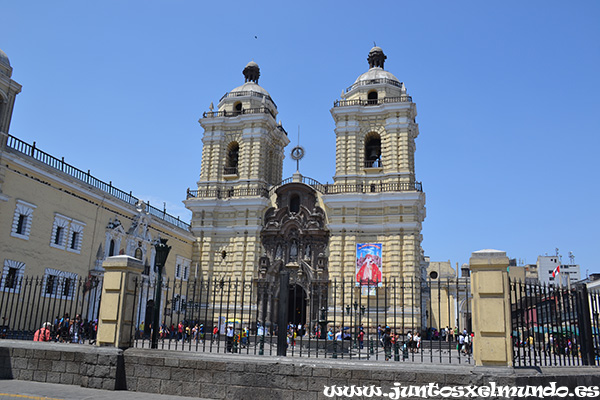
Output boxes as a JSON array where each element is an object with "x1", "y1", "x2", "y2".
[
  {"x1": 469, "y1": 249, "x2": 512, "y2": 367},
  {"x1": 97, "y1": 256, "x2": 143, "y2": 348}
]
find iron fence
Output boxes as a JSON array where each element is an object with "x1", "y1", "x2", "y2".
[
  {"x1": 0, "y1": 275, "x2": 102, "y2": 343},
  {"x1": 510, "y1": 279, "x2": 599, "y2": 367},
  {"x1": 132, "y1": 276, "x2": 472, "y2": 364}
]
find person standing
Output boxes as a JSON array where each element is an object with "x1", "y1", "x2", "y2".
[
  {"x1": 383, "y1": 326, "x2": 392, "y2": 361},
  {"x1": 212, "y1": 325, "x2": 219, "y2": 343},
  {"x1": 226, "y1": 324, "x2": 234, "y2": 352},
  {"x1": 358, "y1": 327, "x2": 365, "y2": 349},
  {"x1": 33, "y1": 322, "x2": 51, "y2": 342}
]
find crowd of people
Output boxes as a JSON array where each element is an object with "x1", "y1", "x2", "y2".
[
  {"x1": 33, "y1": 313, "x2": 97, "y2": 344},
  {"x1": 127, "y1": 318, "x2": 474, "y2": 359}
]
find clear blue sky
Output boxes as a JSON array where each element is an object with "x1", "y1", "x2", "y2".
[{"x1": 2, "y1": 1, "x2": 599, "y2": 274}]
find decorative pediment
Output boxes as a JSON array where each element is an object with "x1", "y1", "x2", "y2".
[{"x1": 260, "y1": 182, "x2": 330, "y2": 281}]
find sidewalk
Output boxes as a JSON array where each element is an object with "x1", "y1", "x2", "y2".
[{"x1": 0, "y1": 379, "x2": 214, "y2": 400}]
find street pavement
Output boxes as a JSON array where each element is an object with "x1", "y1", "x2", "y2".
[{"x1": 0, "y1": 379, "x2": 213, "y2": 400}]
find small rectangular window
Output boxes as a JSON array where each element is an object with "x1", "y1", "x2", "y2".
[
  {"x1": 5, "y1": 268, "x2": 18, "y2": 289},
  {"x1": 46, "y1": 275, "x2": 56, "y2": 295},
  {"x1": 70, "y1": 232, "x2": 79, "y2": 249},
  {"x1": 62, "y1": 278, "x2": 72, "y2": 297},
  {"x1": 16, "y1": 215, "x2": 27, "y2": 235},
  {"x1": 11, "y1": 200, "x2": 36, "y2": 240},
  {"x1": 54, "y1": 227, "x2": 63, "y2": 245}
]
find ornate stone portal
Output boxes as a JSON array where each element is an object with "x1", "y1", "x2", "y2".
[{"x1": 257, "y1": 183, "x2": 330, "y2": 328}]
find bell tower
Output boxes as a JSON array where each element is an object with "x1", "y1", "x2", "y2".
[
  {"x1": 185, "y1": 61, "x2": 290, "y2": 281},
  {"x1": 331, "y1": 46, "x2": 418, "y2": 187},
  {"x1": 196, "y1": 61, "x2": 289, "y2": 192},
  {"x1": 323, "y1": 47, "x2": 426, "y2": 289}
]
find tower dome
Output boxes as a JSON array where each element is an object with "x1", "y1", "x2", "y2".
[
  {"x1": 344, "y1": 47, "x2": 405, "y2": 98},
  {"x1": 218, "y1": 61, "x2": 276, "y2": 111}
]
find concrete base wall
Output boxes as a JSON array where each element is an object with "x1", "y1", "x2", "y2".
[{"x1": 1, "y1": 340, "x2": 599, "y2": 400}]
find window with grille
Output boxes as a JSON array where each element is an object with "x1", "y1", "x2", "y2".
[{"x1": 11, "y1": 200, "x2": 36, "y2": 240}]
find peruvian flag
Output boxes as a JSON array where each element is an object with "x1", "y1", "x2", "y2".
[{"x1": 552, "y1": 265, "x2": 561, "y2": 278}]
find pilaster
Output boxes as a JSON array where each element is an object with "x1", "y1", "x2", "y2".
[
  {"x1": 97, "y1": 256, "x2": 143, "y2": 348},
  {"x1": 469, "y1": 249, "x2": 512, "y2": 367}
]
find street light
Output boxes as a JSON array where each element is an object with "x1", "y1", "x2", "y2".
[{"x1": 151, "y1": 237, "x2": 171, "y2": 349}]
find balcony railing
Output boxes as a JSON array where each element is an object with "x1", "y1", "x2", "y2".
[
  {"x1": 187, "y1": 187, "x2": 270, "y2": 200},
  {"x1": 5, "y1": 134, "x2": 191, "y2": 231},
  {"x1": 203, "y1": 107, "x2": 276, "y2": 119},
  {"x1": 267, "y1": 176, "x2": 422, "y2": 197},
  {"x1": 223, "y1": 167, "x2": 238, "y2": 175},
  {"x1": 364, "y1": 159, "x2": 383, "y2": 168},
  {"x1": 345, "y1": 78, "x2": 404, "y2": 93},
  {"x1": 218, "y1": 90, "x2": 277, "y2": 108},
  {"x1": 333, "y1": 95, "x2": 412, "y2": 108}
]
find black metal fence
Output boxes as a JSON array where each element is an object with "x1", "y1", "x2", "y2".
[
  {"x1": 0, "y1": 275, "x2": 102, "y2": 343},
  {"x1": 510, "y1": 279, "x2": 600, "y2": 367},
  {"x1": 132, "y1": 277, "x2": 473, "y2": 364}
]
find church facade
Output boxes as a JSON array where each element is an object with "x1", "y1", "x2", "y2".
[
  {"x1": 185, "y1": 47, "x2": 427, "y2": 328},
  {"x1": 1, "y1": 45, "x2": 428, "y2": 332}
]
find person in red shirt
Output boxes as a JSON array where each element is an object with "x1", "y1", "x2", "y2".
[
  {"x1": 33, "y1": 322, "x2": 51, "y2": 342},
  {"x1": 212, "y1": 325, "x2": 219, "y2": 343}
]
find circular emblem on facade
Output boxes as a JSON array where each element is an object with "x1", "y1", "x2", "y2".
[{"x1": 290, "y1": 145, "x2": 305, "y2": 161}]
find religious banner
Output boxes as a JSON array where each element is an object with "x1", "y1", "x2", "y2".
[{"x1": 355, "y1": 243, "x2": 383, "y2": 287}]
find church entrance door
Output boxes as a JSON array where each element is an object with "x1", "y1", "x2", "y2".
[{"x1": 287, "y1": 284, "x2": 306, "y2": 329}]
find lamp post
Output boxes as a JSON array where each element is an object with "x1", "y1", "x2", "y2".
[
  {"x1": 346, "y1": 301, "x2": 365, "y2": 349},
  {"x1": 151, "y1": 237, "x2": 171, "y2": 349}
]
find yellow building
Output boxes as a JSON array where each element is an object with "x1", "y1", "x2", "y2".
[
  {"x1": 425, "y1": 260, "x2": 471, "y2": 333},
  {"x1": 0, "y1": 48, "x2": 193, "y2": 331},
  {"x1": 185, "y1": 47, "x2": 427, "y2": 329}
]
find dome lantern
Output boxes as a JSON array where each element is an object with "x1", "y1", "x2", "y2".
[
  {"x1": 367, "y1": 46, "x2": 386, "y2": 69},
  {"x1": 243, "y1": 61, "x2": 260, "y2": 83}
]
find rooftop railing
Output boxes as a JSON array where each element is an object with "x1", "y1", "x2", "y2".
[
  {"x1": 5, "y1": 134, "x2": 191, "y2": 231},
  {"x1": 333, "y1": 95, "x2": 412, "y2": 108},
  {"x1": 187, "y1": 177, "x2": 422, "y2": 200},
  {"x1": 203, "y1": 107, "x2": 276, "y2": 119},
  {"x1": 187, "y1": 186, "x2": 270, "y2": 200},
  {"x1": 345, "y1": 78, "x2": 404, "y2": 93},
  {"x1": 218, "y1": 90, "x2": 277, "y2": 108},
  {"x1": 269, "y1": 176, "x2": 423, "y2": 195}
]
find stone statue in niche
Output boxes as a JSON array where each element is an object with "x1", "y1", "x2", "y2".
[
  {"x1": 304, "y1": 244, "x2": 311, "y2": 260},
  {"x1": 290, "y1": 242, "x2": 298, "y2": 262},
  {"x1": 275, "y1": 244, "x2": 282, "y2": 260}
]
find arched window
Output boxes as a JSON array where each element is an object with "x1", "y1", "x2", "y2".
[
  {"x1": 367, "y1": 91, "x2": 378, "y2": 105},
  {"x1": 290, "y1": 194, "x2": 300, "y2": 214},
  {"x1": 364, "y1": 133, "x2": 381, "y2": 167},
  {"x1": 225, "y1": 142, "x2": 239, "y2": 175},
  {"x1": 109, "y1": 239, "x2": 115, "y2": 257},
  {"x1": 135, "y1": 247, "x2": 143, "y2": 260},
  {"x1": 234, "y1": 102, "x2": 242, "y2": 114}
]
